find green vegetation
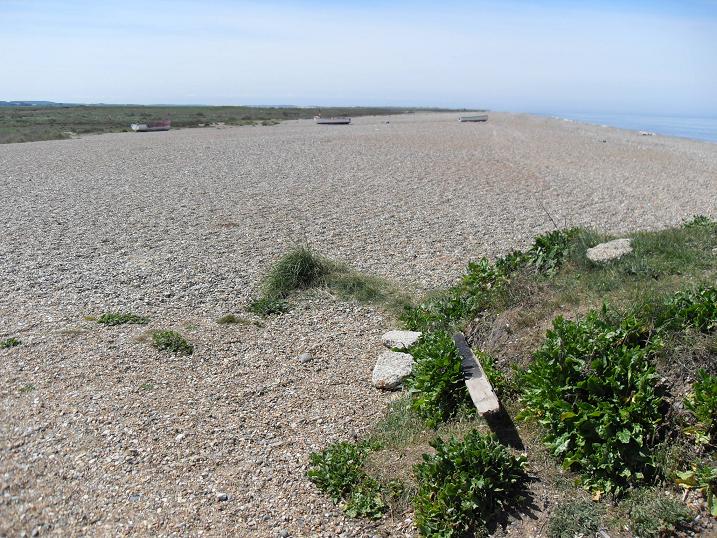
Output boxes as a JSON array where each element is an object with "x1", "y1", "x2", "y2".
[
  {"x1": 0, "y1": 104, "x2": 462, "y2": 144},
  {"x1": 661, "y1": 286, "x2": 717, "y2": 332},
  {"x1": 0, "y1": 337, "x2": 21, "y2": 349},
  {"x1": 519, "y1": 310, "x2": 666, "y2": 495},
  {"x1": 97, "y1": 312, "x2": 149, "y2": 326},
  {"x1": 547, "y1": 500, "x2": 603, "y2": 538},
  {"x1": 413, "y1": 430, "x2": 527, "y2": 537},
  {"x1": 151, "y1": 330, "x2": 193, "y2": 355},
  {"x1": 304, "y1": 220, "x2": 716, "y2": 534},
  {"x1": 622, "y1": 488, "x2": 693, "y2": 537},
  {"x1": 19, "y1": 384, "x2": 35, "y2": 393},
  {"x1": 406, "y1": 332, "x2": 473, "y2": 428},
  {"x1": 307, "y1": 440, "x2": 389, "y2": 519},
  {"x1": 249, "y1": 245, "x2": 409, "y2": 316},
  {"x1": 685, "y1": 369, "x2": 717, "y2": 446}
]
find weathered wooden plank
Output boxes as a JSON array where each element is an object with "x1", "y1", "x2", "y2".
[{"x1": 453, "y1": 332, "x2": 500, "y2": 415}]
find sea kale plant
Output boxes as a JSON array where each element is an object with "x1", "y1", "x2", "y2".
[
  {"x1": 520, "y1": 309, "x2": 666, "y2": 495},
  {"x1": 661, "y1": 286, "x2": 717, "y2": 333},
  {"x1": 414, "y1": 430, "x2": 527, "y2": 537},
  {"x1": 405, "y1": 331, "x2": 473, "y2": 428},
  {"x1": 307, "y1": 440, "x2": 387, "y2": 519}
]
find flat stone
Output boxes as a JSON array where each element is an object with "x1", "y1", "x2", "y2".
[
  {"x1": 297, "y1": 352, "x2": 312, "y2": 363},
  {"x1": 372, "y1": 351, "x2": 414, "y2": 390},
  {"x1": 382, "y1": 330, "x2": 422, "y2": 350},
  {"x1": 586, "y1": 238, "x2": 633, "y2": 263}
]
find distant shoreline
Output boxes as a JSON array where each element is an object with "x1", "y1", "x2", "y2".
[{"x1": 536, "y1": 111, "x2": 717, "y2": 143}]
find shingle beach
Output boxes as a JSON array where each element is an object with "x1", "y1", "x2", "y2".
[{"x1": 2, "y1": 112, "x2": 716, "y2": 537}]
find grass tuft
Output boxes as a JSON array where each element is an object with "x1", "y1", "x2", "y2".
[
  {"x1": 249, "y1": 245, "x2": 409, "y2": 316},
  {"x1": 547, "y1": 500, "x2": 603, "y2": 538}
]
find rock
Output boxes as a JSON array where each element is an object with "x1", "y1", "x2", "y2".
[
  {"x1": 297, "y1": 352, "x2": 312, "y2": 363},
  {"x1": 586, "y1": 238, "x2": 633, "y2": 263},
  {"x1": 382, "y1": 330, "x2": 422, "y2": 350},
  {"x1": 216, "y1": 492, "x2": 229, "y2": 502},
  {"x1": 372, "y1": 351, "x2": 414, "y2": 390},
  {"x1": 278, "y1": 531, "x2": 289, "y2": 538}
]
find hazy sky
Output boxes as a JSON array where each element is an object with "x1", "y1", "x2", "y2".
[{"x1": 2, "y1": 0, "x2": 716, "y2": 115}]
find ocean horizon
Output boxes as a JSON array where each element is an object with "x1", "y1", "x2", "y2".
[{"x1": 539, "y1": 112, "x2": 717, "y2": 143}]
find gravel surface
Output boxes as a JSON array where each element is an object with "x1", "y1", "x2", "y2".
[{"x1": 1, "y1": 112, "x2": 716, "y2": 537}]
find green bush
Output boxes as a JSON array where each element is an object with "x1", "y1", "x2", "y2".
[
  {"x1": 623, "y1": 488, "x2": 693, "y2": 537},
  {"x1": 307, "y1": 440, "x2": 387, "y2": 519},
  {"x1": 414, "y1": 430, "x2": 527, "y2": 537},
  {"x1": 0, "y1": 337, "x2": 21, "y2": 349},
  {"x1": 684, "y1": 369, "x2": 717, "y2": 446},
  {"x1": 661, "y1": 286, "x2": 717, "y2": 333},
  {"x1": 97, "y1": 312, "x2": 149, "y2": 326},
  {"x1": 547, "y1": 500, "x2": 603, "y2": 538},
  {"x1": 520, "y1": 310, "x2": 666, "y2": 495},
  {"x1": 406, "y1": 332, "x2": 473, "y2": 427},
  {"x1": 151, "y1": 330, "x2": 193, "y2": 355}
]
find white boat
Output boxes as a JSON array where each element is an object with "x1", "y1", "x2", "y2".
[
  {"x1": 314, "y1": 116, "x2": 351, "y2": 125},
  {"x1": 130, "y1": 119, "x2": 172, "y2": 132},
  {"x1": 458, "y1": 114, "x2": 488, "y2": 122}
]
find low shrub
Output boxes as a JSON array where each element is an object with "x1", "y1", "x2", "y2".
[
  {"x1": 413, "y1": 430, "x2": 527, "y2": 537},
  {"x1": 661, "y1": 286, "x2": 717, "y2": 333},
  {"x1": 519, "y1": 310, "x2": 666, "y2": 495},
  {"x1": 683, "y1": 214, "x2": 716, "y2": 228},
  {"x1": 684, "y1": 369, "x2": 717, "y2": 446},
  {"x1": 406, "y1": 332, "x2": 473, "y2": 427},
  {"x1": 97, "y1": 312, "x2": 149, "y2": 326},
  {"x1": 0, "y1": 337, "x2": 21, "y2": 349},
  {"x1": 247, "y1": 296, "x2": 288, "y2": 316},
  {"x1": 547, "y1": 500, "x2": 603, "y2": 538},
  {"x1": 307, "y1": 440, "x2": 387, "y2": 519},
  {"x1": 623, "y1": 488, "x2": 693, "y2": 537},
  {"x1": 151, "y1": 330, "x2": 193, "y2": 355}
]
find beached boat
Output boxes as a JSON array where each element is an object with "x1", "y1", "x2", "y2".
[
  {"x1": 458, "y1": 114, "x2": 488, "y2": 122},
  {"x1": 314, "y1": 116, "x2": 351, "y2": 125},
  {"x1": 130, "y1": 119, "x2": 172, "y2": 132}
]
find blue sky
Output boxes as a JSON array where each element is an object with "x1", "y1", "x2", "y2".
[{"x1": 2, "y1": 0, "x2": 716, "y2": 115}]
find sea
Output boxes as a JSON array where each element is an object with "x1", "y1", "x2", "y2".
[{"x1": 542, "y1": 112, "x2": 717, "y2": 143}]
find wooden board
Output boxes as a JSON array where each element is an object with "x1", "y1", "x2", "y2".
[{"x1": 453, "y1": 332, "x2": 500, "y2": 415}]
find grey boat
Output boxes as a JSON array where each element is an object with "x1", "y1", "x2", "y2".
[{"x1": 458, "y1": 114, "x2": 488, "y2": 122}]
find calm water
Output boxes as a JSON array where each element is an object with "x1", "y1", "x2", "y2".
[{"x1": 543, "y1": 112, "x2": 717, "y2": 143}]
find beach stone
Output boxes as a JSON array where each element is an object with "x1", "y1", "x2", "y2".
[
  {"x1": 586, "y1": 238, "x2": 633, "y2": 263},
  {"x1": 382, "y1": 330, "x2": 422, "y2": 350},
  {"x1": 297, "y1": 352, "x2": 312, "y2": 363},
  {"x1": 372, "y1": 351, "x2": 414, "y2": 390}
]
